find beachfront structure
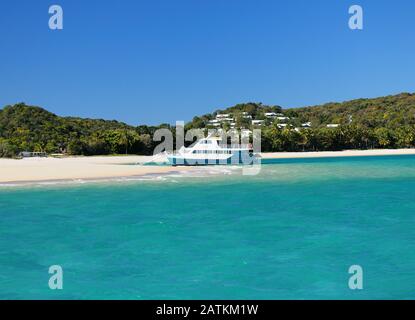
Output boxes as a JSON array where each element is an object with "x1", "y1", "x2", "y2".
[
  {"x1": 276, "y1": 116, "x2": 290, "y2": 121},
  {"x1": 18, "y1": 151, "x2": 47, "y2": 158},
  {"x1": 277, "y1": 123, "x2": 289, "y2": 129},
  {"x1": 327, "y1": 124, "x2": 340, "y2": 128},
  {"x1": 302, "y1": 122, "x2": 312, "y2": 127}
]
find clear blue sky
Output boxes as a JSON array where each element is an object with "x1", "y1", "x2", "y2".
[{"x1": 0, "y1": 0, "x2": 414, "y2": 125}]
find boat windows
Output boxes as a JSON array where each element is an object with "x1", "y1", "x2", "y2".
[{"x1": 192, "y1": 149, "x2": 233, "y2": 155}]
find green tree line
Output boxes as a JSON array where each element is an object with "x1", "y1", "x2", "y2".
[
  {"x1": 261, "y1": 124, "x2": 415, "y2": 152},
  {"x1": 0, "y1": 103, "x2": 157, "y2": 157},
  {"x1": 1, "y1": 92, "x2": 415, "y2": 158}
]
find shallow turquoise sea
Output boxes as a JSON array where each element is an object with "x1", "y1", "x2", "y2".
[{"x1": 1, "y1": 155, "x2": 415, "y2": 299}]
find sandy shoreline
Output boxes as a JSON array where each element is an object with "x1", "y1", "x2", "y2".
[
  {"x1": 1, "y1": 149, "x2": 414, "y2": 184},
  {"x1": 0, "y1": 155, "x2": 185, "y2": 185}
]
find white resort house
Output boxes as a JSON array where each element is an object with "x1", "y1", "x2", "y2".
[
  {"x1": 252, "y1": 120, "x2": 265, "y2": 126},
  {"x1": 208, "y1": 119, "x2": 221, "y2": 127},
  {"x1": 327, "y1": 124, "x2": 340, "y2": 128},
  {"x1": 264, "y1": 112, "x2": 278, "y2": 118},
  {"x1": 277, "y1": 123, "x2": 289, "y2": 129},
  {"x1": 215, "y1": 114, "x2": 234, "y2": 122},
  {"x1": 205, "y1": 110, "x2": 297, "y2": 130},
  {"x1": 301, "y1": 122, "x2": 312, "y2": 127},
  {"x1": 241, "y1": 112, "x2": 252, "y2": 119},
  {"x1": 265, "y1": 112, "x2": 288, "y2": 120},
  {"x1": 215, "y1": 113, "x2": 230, "y2": 119},
  {"x1": 207, "y1": 113, "x2": 235, "y2": 127}
]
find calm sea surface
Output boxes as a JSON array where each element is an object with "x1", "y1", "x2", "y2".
[{"x1": 1, "y1": 155, "x2": 415, "y2": 299}]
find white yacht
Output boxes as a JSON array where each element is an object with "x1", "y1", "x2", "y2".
[{"x1": 167, "y1": 135, "x2": 256, "y2": 166}]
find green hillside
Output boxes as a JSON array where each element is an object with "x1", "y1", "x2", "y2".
[
  {"x1": 290, "y1": 92, "x2": 415, "y2": 128},
  {"x1": 187, "y1": 93, "x2": 415, "y2": 129},
  {"x1": 0, "y1": 103, "x2": 155, "y2": 157},
  {"x1": 1, "y1": 92, "x2": 415, "y2": 157},
  {"x1": 187, "y1": 93, "x2": 415, "y2": 152}
]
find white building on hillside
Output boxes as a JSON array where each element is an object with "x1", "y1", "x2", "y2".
[
  {"x1": 208, "y1": 119, "x2": 221, "y2": 127},
  {"x1": 252, "y1": 120, "x2": 265, "y2": 126},
  {"x1": 265, "y1": 112, "x2": 278, "y2": 118},
  {"x1": 215, "y1": 114, "x2": 234, "y2": 122}
]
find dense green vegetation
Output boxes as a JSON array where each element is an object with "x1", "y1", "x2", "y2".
[
  {"x1": 1, "y1": 92, "x2": 415, "y2": 157},
  {"x1": 187, "y1": 93, "x2": 415, "y2": 152},
  {"x1": 0, "y1": 103, "x2": 157, "y2": 157}
]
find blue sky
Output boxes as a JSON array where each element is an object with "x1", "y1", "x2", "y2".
[{"x1": 0, "y1": 0, "x2": 414, "y2": 125}]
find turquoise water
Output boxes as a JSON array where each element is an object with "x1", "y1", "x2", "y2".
[{"x1": 1, "y1": 155, "x2": 415, "y2": 299}]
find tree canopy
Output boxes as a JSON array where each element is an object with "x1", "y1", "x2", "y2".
[
  {"x1": 0, "y1": 103, "x2": 156, "y2": 157},
  {"x1": 1, "y1": 92, "x2": 415, "y2": 157}
]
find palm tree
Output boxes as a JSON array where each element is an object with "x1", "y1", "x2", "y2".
[{"x1": 119, "y1": 130, "x2": 130, "y2": 155}]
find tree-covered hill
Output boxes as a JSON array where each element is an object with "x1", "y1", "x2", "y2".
[
  {"x1": 0, "y1": 103, "x2": 155, "y2": 157},
  {"x1": 186, "y1": 93, "x2": 415, "y2": 129},
  {"x1": 289, "y1": 92, "x2": 415, "y2": 128},
  {"x1": 185, "y1": 93, "x2": 415, "y2": 152},
  {"x1": 1, "y1": 92, "x2": 415, "y2": 157}
]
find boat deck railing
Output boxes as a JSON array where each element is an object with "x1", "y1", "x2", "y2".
[
  {"x1": 219, "y1": 144, "x2": 253, "y2": 149},
  {"x1": 195, "y1": 144, "x2": 254, "y2": 150}
]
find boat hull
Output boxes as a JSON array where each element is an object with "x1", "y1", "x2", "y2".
[{"x1": 167, "y1": 151, "x2": 257, "y2": 166}]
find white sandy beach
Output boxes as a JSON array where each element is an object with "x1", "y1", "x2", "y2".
[
  {"x1": 1, "y1": 149, "x2": 415, "y2": 184},
  {"x1": 0, "y1": 155, "x2": 184, "y2": 184}
]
